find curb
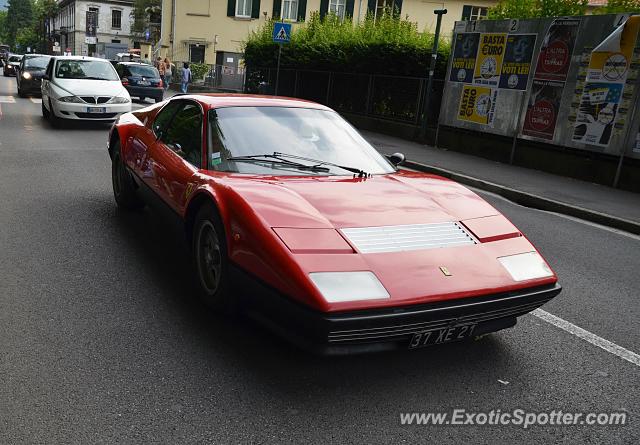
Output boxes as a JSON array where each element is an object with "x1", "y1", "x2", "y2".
[{"x1": 403, "y1": 160, "x2": 640, "y2": 236}]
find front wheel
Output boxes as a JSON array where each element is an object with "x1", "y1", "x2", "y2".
[
  {"x1": 111, "y1": 142, "x2": 145, "y2": 210},
  {"x1": 192, "y1": 204, "x2": 233, "y2": 312}
]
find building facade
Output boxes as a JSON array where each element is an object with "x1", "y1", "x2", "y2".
[
  {"x1": 160, "y1": 0, "x2": 497, "y2": 66},
  {"x1": 49, "y1": 0, "x2": 134, "y2": 57}
]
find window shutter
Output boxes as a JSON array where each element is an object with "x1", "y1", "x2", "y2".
[
  {"x1": 392, "y1": 0, "x2": 403, "y2": 17},
  {"x1": 461, "y1": 5, "x2": 471, "y2": 20},
  {"x1": 298, "y1": 0, "x2": 307, "y2": 21},
  {"x1": 251, "y1": 0, "x2": 261, "y2": 18},
  {"x1": 272, "y1": 0, "x2": 281, "y2": 18},
  {"x1": 346, "y1": 0, "x2": 354, "y2": 17},
  {"x1": 320, "y1": 0, "x2": 329, "y2": 18},
  {"x1": 227, "y1": 0, "x2": 236, "y2": 16},
  {"x1": 367, "y1": 0, "x2": 376, "y2": 14}
]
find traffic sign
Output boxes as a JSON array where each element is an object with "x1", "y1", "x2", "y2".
[{"x1": 272, "y1": 22, "x2": 292, "y2": 44}]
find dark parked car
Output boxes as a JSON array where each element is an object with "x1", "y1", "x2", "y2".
[
  {"x1": 16, "y1": 54, "x2": 51, "y2": 97},
  {"x1": 3, "y1": 54, "x2": 23, "y2": 77},
  {"x1": 115, "y1": 62, "x2": 163, "y2": 103}
]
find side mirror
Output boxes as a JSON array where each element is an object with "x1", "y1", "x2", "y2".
[
  {"x1": 42, "y1": 74, "x2": 50, "y2": 80},
  {"x1": 387, "y1": 152, "x2": 405, "y2": 166}
]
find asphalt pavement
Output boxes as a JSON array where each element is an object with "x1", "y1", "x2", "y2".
[{"x1": 0, "y1": 72, "x2": 638, "y2": 444}]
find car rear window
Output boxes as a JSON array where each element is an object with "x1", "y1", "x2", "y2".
[
  {"x1": 24, "y1": 56, "x2": 50, "y2": 68},
  {"x1": 126, "y1": 65, "x2": 160, "y2": 78}
]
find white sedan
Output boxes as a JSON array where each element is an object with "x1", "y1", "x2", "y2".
[{"x1": 41, "y1": 56, "x2": 131, "y2": 123}]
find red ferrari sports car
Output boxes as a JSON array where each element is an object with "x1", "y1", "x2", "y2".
[{"x1": 108, "y1": 94, "x2": 561, "y2": 354}]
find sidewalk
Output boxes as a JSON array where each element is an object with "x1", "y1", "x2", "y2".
[{"x1": 362, "y1": 130, "x2": 640, "y2": 235}]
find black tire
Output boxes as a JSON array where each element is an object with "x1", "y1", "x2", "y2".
[
  {"x1": 111, "y1": 142, "x2": 145, "y2": 210},
  {"x1": 48, "y1": 99, "x2": 60, "y2": 127},
  {"x1": 41, "y1": 100, "x2": 49, "y2": 118},
  {"x1": 192, "y1": 203, "x2": 234, "y2": 312},
  {"x1": 139, "y1": 96, "x2": 145, "y2": 102},
  {"x1": 154, "y1": 97, "x2": 162, "y2": 103},
  {"x1": 17, "y1": 87, "x2": 25, "y2": 98}
]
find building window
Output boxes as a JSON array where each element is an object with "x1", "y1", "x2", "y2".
[
  {"x1": 462, "y1": 5, "x2": 488, "y2": 21},
  {"x1": 236, "y1": 0, "x2": 252, "y2": 17},
  {"x1": 89, "y1": 6, "x2": 99, "y2": 25},
  {"x1": 112, "y1": 10, "x2": 122, "y2": 29},
  {"x1": 282, "y1": 0, "x2": 298, "y2": 20},
  {"x1": 329, "y1": 0, "x2": 345, "y2": 19}
]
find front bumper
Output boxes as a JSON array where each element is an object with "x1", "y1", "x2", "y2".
[
  {"x1": 19, "y1": 78, "x2": 43, "y2": 93},
  {"x1": 237, "y1": 265, "x2": 562, "y2": 354},
  {"x1": 52, "y1": 99, "x2": 132, "y2": 121}
]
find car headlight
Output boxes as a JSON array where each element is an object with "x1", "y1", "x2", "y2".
[
  {"x1": 108, "y1": 96, "x2": 130, "y2": 104},
  {"x1": 22, "y1": 72, "x2": 32, "y2": 79},
  {"x1": 309, "y1": 271, "x2": 390, "y2": 303},
  {"x1": 498, "y1": 252, "x2": 553, "y2": 282},
  {"x1": 59, "y1": 96, "x2": 84, "y2": 103}
]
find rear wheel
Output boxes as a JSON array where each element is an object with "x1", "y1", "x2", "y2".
[
  {"x1": 111, "y1": 141, "x2": 145, "y2": 210},
  {"x1": 192, "y1": 204, "x2": 233, "y2": 312}
]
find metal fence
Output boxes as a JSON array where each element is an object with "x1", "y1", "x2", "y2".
[{"x1": 245, "y1": 67, "x2": 445, "y2": 126}]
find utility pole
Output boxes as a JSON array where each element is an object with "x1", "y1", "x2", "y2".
[{"x1": 420, "y1": 9, "x2": 447, "y2": 141}]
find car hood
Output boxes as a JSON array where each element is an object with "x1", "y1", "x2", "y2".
[
  {"x1": 215, "y1": 170, "x2": 556, "y2": 311},
  {"x1": 53, "y1": 78, "x2": 126, "y2": 96},
  {"x1": 223, "y1": 170, "x2": 499, "y2": 228}
]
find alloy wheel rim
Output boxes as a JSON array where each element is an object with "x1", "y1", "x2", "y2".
[{"x1": 197, "y1": 221, "x2": 222, "y2": 294}]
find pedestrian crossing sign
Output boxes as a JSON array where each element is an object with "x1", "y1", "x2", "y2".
[{"x1": 273, "y1": 22, "x2": 292, "y2": 44}]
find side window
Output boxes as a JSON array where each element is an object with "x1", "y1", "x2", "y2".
[
  {"x1": 162, "y1": 102, "x2": 203, "y2": 168},
  {"x1": 152, "y1": 101, "x2": 181, "y2": 137}
]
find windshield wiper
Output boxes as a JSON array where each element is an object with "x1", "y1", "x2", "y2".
[
  {"x1": 273, "y1": 152, "x2": 370, "y2": 178},
  {"x1": 226, "y1": 155, "x2": 331, "y2": 172}
]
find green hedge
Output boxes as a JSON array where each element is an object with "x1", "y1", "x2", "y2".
[{"x1": 243, "y1": 12, "x2": 450, "y2": 78}]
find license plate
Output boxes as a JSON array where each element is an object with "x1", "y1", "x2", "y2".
[
  {"x1": 86, "y1": 107, "x2": 106, "y2": 113},
  {"x1": 138, "y1": 81, "x2": 150, "y2": 86},
  {"x1": 409, "y1": 323, "x2": 477, "y2": 349}
]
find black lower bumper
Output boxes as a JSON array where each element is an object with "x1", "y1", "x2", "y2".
[{"x1": 234, "y1": 266, "x2": 562, "y2": 355}]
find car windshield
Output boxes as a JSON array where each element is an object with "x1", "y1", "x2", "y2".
[
  {"x1": 126, "y1": 64, "x2": 159, "y2": 78},
  {"x1": 24, "y1": 56, "x2": 50, "y2": 69},
  {"x1": 55, "y1": 59, "x2": 119, "y2": 80},
  {"x1": 9, "y1": 55, "x2": 22, "y2": 62},
  {"x1": 208, "y1": 106, "x2": 395, "y2": 176}
]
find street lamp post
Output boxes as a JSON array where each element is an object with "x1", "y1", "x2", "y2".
[{"x1": 420, "y1": 9, "x2": 447, "y2": 141}]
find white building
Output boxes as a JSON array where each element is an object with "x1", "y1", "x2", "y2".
[{"x1": 49, "y1": 0, "x2": 134, "y2": 57}]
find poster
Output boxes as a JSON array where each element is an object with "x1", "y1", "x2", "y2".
[
  {"x1": 534, "y1": 19, "x2": 580, "y2": 81},
  {"x1": 586, "y1": 16, "x2": 640, "y2": 83},
  {"x1": 572, "y1": 83, "x2": 622, "y2": 146},
  {"x1": 499, "y1": 34, "x2": 537, "y2": 90},
  {"x1": 473, "y1": 33, "x2": 507, "y2": 86},
  {"x1": 458, "y1": 85, "x2": 498, "y2": 126},
  {"x1": 449, "y1": 33, "x2": 480, "y2": 83},
  {"x1": 522, "y1": 79, "x2": 564, "y2": 140}
]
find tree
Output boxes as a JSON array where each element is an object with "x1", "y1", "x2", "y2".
[
  {"x1": 594, "y1": 0, "x2": 640, "y2": 14},
  {"x1": 33, "y1": 0, "x2": 58, "y2": 53},
  {"x1": 6, "y1": 0, "x2": 34, "y2": 48},
  {"x1": 0, "y1": 10, "x2": 8, "y2": 44},
  {"x1": 131, "y1": 0, "x2": 161, "y2": 40},
  {"x1": 488, "y1": 0, "x2": 588, "y2": 19}
]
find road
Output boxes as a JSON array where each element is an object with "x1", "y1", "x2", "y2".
[{"x1": 0, "y1": 72, "x2": 638, "y2": 444}]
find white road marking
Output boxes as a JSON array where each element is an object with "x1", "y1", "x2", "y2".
[
  {"x1": 0, "y1": 95, "x2": 15, "y2": 103},
  {"x1": 532, "y1": 309, "x2": 640, "y2": 367},
  {"x1": 30, "y1": 98, "x2": 42, "y2": 104}
]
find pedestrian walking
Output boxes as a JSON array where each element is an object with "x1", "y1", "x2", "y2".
[
  {"x1": 181, "y1": 62, "x2": 191, "y2": 94},
  {"x1": 164, "y1": 57, "x2": 172, "y2": 91}
]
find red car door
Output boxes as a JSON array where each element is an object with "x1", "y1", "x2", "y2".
[{"x1": 138, "y1": 99, "x2": 205, "y2": 214}]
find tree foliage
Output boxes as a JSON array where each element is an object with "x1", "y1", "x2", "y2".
[
  {"x1": 6, "y1": 0, "x2": 34, "y2": 48},
  {"x1": 131, "y1": 0, "x2": 161, "y2": 40},
  {"x1": 3, "y1": 0, "x2": 57, "y2": 52},
  {"x1": 594, "y1": 0, "x2": 640, "y2": 14},
  {"x1": 488, "y1": 0, "x2": 588, "y2": 19},
  {"x1": 243, "y1": 11, "x2": 450, "y2": 77},
  {"x1": 0, "y1": 10, "x2": 8, "y2": 44}
]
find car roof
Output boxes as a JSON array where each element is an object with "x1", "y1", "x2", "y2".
[
  {"x1": 118, "y1": 62, "x2": 155, "y2": 66},
  {"x1": 23, "y1": 54, "x2": 49, "y2": 58},
  {"x1": 177, "y1": 94, "x2": 332, "y2": 111},
  {"x1": 51, "y1": 56, "x2": 109, "y2": 62}
]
